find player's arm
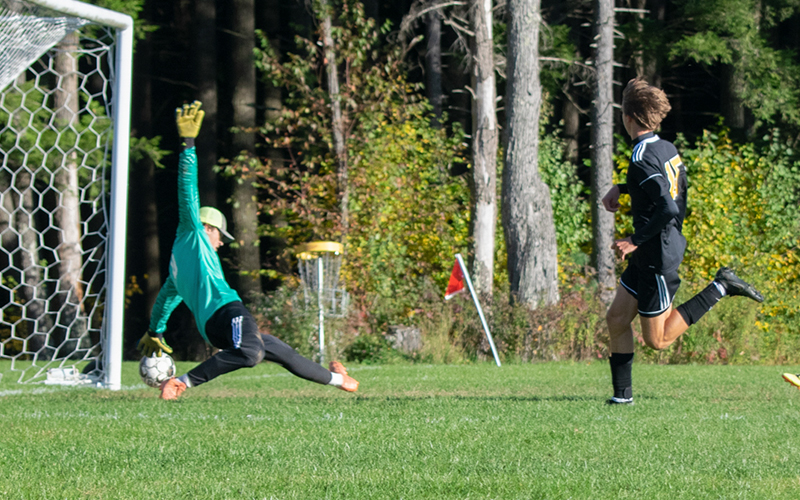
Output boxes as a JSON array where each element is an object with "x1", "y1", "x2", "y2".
[
  {"x1": 138, "y1": 277, "x2": 183, "y2": 356},
  {"x1": 602, "y1": 184, "x2": 623, "y2": 212},
  {"x1": 175, "y1": 101, "x2": 205, "y2": 233},
  {"x1": 629, "y1": 163, "x2": 679, "y2": 246}
]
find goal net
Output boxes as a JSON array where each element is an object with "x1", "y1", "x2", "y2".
[{"x1": 0, "y1": 0, "x2": 132, "y2": 389}]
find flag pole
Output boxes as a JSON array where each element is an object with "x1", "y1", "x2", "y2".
[{"x1": 456, "y1": 254, "x2": 501, "y2": 367}]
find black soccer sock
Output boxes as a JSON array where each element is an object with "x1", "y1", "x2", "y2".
[
  {"x1": 676, "y1": 282, "x2": 723, "y2": 327},
  {"x1": 609, "y1": 352, "x2": 634, "y2": 399}
]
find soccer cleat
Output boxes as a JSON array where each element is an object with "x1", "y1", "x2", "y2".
[
  {"x1": 782, "y1": 373, "x2": 800, "y2": 389},
  {"x1": 159, "y1": 377, "x2": 187, "y2": 400},
  {"x1": 329, "y1": 361, "x2": 348, "y2": 376},
  {"x1": 329, "y1": 361, "x2": 359, "y2": 392},
  {"x1": 606, "y1": 396, "x2": 634, "y2": 405},
  {"x1": 715, "y1": 267, "x2": 764, "y2": 303}
]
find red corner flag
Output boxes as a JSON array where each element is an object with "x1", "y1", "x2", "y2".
[{"x1": 444, "y1": 258, "x2": 466, "y2": 300}]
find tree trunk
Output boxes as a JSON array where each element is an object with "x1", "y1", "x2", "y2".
[
  {"x1": 53, "y1": 31, "x2": 87, "y2": 353},
  {"x1": 320, "y1": 0, "x2": 349, "y2": 236},
  {"x1": 503, "y1": 0, "x2": 559, "y2": 308},
  {"x1": 562, "y1": 95, "x2": 580, "y2": 166},
  {"x1": 721, "y1": 64, "x2": 747, "y2": 132},
  {"x1": 645, "y1": 0, "x2": 665, "y2": 86},
  {"x1": 229, "y1": 0, "x2": 262, "y2": 300},
  {"x1": 591, "y1": 0, "x2": 616, "y2": 304},
  {"x1": 259, "y1": 0, "x2": 285, "y2": 248},
  {"x1": 469, "y1": 0, "x2": 498, "y2": 299},
  {"x1": 194, "y1": 0, "x2": 219, "y2": 207},
  {"x1": 12, "y1": 171, "x2": 50, "y2": 353},
  {"x1": 633, "y1": 0, "x2": 665, "y2": 87},
  {"x1": 425, "y1": 10, "x2": 443, "y2": 125}
]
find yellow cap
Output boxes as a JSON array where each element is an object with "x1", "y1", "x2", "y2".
[{"x1": 199, "y1": 207, "x2": 233, "y2": 241}]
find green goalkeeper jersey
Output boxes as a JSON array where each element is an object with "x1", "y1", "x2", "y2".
[{"x1": 148, "y1": 145, "x2": 241, "y2": 342}]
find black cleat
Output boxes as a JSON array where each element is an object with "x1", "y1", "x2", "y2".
[
  {"x1": 605, "y1": 396, "x2": 634, "y2": 405},
  {"x1": 715, "y1": 267, "x2": 764, "y2": 303}
]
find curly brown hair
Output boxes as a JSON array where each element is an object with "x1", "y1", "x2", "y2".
[{"x1": 622, "y1": 78, "x2": 671, "y2": 130}]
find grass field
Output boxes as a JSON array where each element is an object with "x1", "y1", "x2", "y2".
[{"x1": 1, "y1": 361, "x2": 799, "y2": 499}]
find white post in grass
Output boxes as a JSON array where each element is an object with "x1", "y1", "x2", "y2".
[
  {"x1": 318, "y1": 256, "x2": 325, "y2": 364},
  {"x1": 29, "y1": 0, "x2": 134, "y2": 390},
  {"x1": 456, "y1": 254, "x2": 501, "y2": 366},
  {"x1": 104, "y1": 21, "x2": 133, "y2": 391}
]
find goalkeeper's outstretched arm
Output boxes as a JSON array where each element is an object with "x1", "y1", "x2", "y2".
[{"x1": 174, "y1": 101, "x2": 206, "y2": 233}]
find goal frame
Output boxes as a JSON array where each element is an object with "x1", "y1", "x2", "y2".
[{"x1": 19, "y1": 0, "x2": 133, "y2": 390}]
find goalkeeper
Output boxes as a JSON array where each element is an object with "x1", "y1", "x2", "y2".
[{"x1": 137, "y1": 101, "x2": 358, "y2": 400}]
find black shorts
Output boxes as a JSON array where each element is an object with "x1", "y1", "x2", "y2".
[
  {"x1": 620, "y1": 264, "x2": 681, "y2": 318},
  {"x1": 205, "y1": 300, "x2": 261, "y2": 352}
]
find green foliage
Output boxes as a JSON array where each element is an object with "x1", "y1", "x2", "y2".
[
  {"x1": 89, "y1": 0, "x2": 157, "y2": 41},
  {"x1": 129, "y1": 135, "x2": 171, "y2": 169},
  {"x1": 538, "y1": 131, "x2": 591, "y2": 271},
  {"x1": 248, "y1": 0, "x2": 469, "y2": 310},
  {"x1": 538, "y1": 23, "x2": 579, "y2": 96},
  {"x1": 247, "y1": 284, "x2": 324, "y2": 360},
  {"x1": 668, "y1": 0, "x2": 800, "y2": 126},
  {"x1": 616, "y1": 0, "x2": 800, "y2": 128},
  {"x1": 342, "y1": 334, "x2": 403, "y2": 364},
  {"x1": 0, "y1": 81, "x2": 111, "y2": 198},
  {"x1": 669, "y1": 31, "x2": 732, "y2": 64},
  {"x1": 676, "y1": 128, "x2": 800, "y2": 361},
  {"x1": 346, "y1": 113, "x2": 469, "y2": 303}
]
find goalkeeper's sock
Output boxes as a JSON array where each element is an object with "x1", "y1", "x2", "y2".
[
  {"x1": 178, "y1": 374, "x2": 193, "y2": 388},
  {"x1": 328, "y1": 372, "x2": 343, "y2": 387}
]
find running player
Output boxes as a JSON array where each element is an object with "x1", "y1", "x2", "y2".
[
  {"x1": 601, "y1": 78, "x2": 763, "y2": 405},
  {"x1": 137, "y1": 101, "x2": 358, "y2": 400}
]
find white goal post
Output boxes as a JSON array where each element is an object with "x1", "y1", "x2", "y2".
[{"x1": 0, "y1": 0, "x2": 132, "y2": 389}]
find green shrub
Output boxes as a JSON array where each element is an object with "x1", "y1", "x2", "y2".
[{"x1": 343, "y1": 334, "x2": 403, "y2": 364}]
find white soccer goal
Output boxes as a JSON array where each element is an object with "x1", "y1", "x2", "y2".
[{"x1": 0, "y1": 0, "x2": 132, "y2": 389}]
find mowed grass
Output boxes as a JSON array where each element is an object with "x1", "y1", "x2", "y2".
[{"x1": 0, "y1": 361, "x2": 799, "y2": 499}]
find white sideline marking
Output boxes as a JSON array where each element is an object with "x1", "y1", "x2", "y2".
[{"x1": 0, "y1": 383, "x2": 147, "y2": 397}]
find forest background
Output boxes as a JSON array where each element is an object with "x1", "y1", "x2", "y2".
[{"x1": 106, "y1": 0, "x2": 799, "y2": 365}]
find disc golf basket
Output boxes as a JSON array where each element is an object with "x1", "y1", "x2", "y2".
[{"x1": 295, "y1": 241, "x2": 349, "y2": 364}]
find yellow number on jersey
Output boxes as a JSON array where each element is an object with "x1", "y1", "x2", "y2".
[{"x1": 664, "y1": 155, "x2": 682, "y2": 199}]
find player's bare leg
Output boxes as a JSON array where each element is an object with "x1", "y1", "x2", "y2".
[
  {"x1": 606, "y1": 285, "x2": 638, "y2": 353},
  {"x1": 641, "y1": 268, "x2": 762, "y2": 351},
  {"x1": 605, "y1": 286, "x2": 639, "y2": 404},
  {"x1": 329, "y1": 361, "x2": 359, "y2": 392},
  {"x1": 639, "y1": 308, "x2": 689, "y2": 350}
]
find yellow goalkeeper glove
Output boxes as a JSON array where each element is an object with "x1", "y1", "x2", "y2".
[
  {"x1": 137, "y1": 329, "x2": 173, "y2": 357},
  {"x1": 175, "y1": 100, "x2": 204, "y2": 138}
]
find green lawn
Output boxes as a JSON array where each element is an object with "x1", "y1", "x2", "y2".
[{"x1": 0, "y1": 361, "x2": 798, "y2": 499}]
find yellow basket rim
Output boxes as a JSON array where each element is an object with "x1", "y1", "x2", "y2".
[{"x1": 295, "y1": 241, "x2": 344, "y2": 260}]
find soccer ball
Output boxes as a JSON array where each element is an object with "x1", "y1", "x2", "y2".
[{"x1": 139, "y1": 353, "x2": 176, "y2": 388}]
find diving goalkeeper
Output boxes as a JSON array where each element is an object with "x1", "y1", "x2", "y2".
[{"x1": 137, "y1": 101, "x2": 358, "y2": 400}]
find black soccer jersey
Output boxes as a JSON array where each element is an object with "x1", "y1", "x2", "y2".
[{"x1": 618, "y1": 132, "x2": 688, "y2": 273}]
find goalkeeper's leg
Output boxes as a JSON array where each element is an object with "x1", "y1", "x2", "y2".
[
  {"x1": 179, "y1": 302, "x2": 266, "y2": 387},
  {"x1": 176, "y1": 302, "x2": 357, "y2": 391},
  {"x1": 261, "y1": 333, "x2": 359, "y2": 392}
]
